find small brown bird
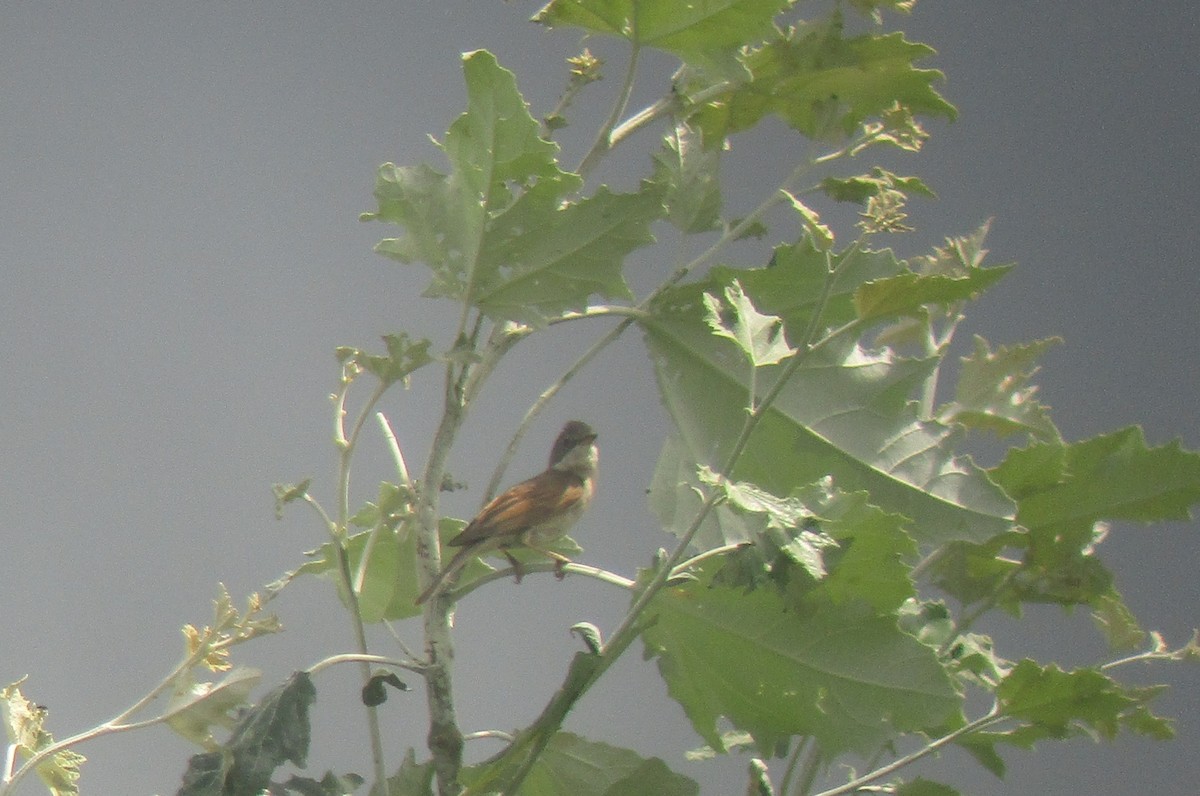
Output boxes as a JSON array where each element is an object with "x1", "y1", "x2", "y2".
[{"x1": 414, "y1": 420, "x2": 598, "y2": 605}]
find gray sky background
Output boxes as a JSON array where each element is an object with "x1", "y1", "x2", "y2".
[{"x1": 1, "y1": 3, "x2": 1197, "y2": 794}]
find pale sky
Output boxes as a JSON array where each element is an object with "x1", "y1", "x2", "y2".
[{"x1": 1, "y1": 3, "x2": 1197, "y2": 794}]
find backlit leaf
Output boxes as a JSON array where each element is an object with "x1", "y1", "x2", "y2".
[{"x1": 642, "y1": 562, "x2": 961, "y2": 755}]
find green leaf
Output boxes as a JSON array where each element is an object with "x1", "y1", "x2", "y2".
[
  {"x1": 987, "y1": 441, "x2": 1067, "y2": 502},
  {"x1": 853, "y1": 267, "x2": 1012, "y2": 324},
  {"x1": 733, "y1": 237, "x2": 906, "y2": 332},
  {"x1": 1090, "y1": 590, "x2": 1147, "y2": 651},
  {"x1": 272, "y1": 478, "x2": 312, "y2": 520},
  {"x1": 820, "y1": 169, "x2": 935, "y2": 203},
  {"x1": 534, "y1": 0, "x2": 789, "y2": 75},
  {"x1": 462, "y1": 732, "x2": 697, "y2": 796},
  {"x1": 364, "y1": 51, "x2": 582, "y2": 308},
  {"x1": 996, "y1": 660, "x2": 1173, "y2": 741},
  {"x1": 1, "y1": 678, "x2": 86, "y2": 796},
  {"x1": 335, "y1": 333, "x2": 433, "y2": 386},
  {"x1": 385, "y1": 749, "x2": 435, "y2": 796},
  {"x1": 348, "y1": 481, "x2": 415, "y2": 532},
  {"x1": 279, "y1": 771, "x2": 365, "y2": 796},
  {"x1": 1005, "y1": 427, "x2": 1200, "y2": 541},
  {"x1": 896, "y1": 779, "x2": 960, "y2": 796},
  {"x1": 689, "y1": 21, "x2": 956, "y2": 144},
  {"x1": 802, "y1": 487, "x2": 917, "y2": 613},
  {"x1": 277, "y1": 522, "x2": 445, "y2": 622},
  {"x1": 928, "y1": 539, "x2": 1022, "y2": 609},
  {"x1": 648, "y1": 431, "x2": 756, "y2": 550},
  {"x1": 472, "y1": 183, "x2": 662, "y2": 324},
  {"x1": 701, "y1": 476, "x2": 916, "y2": 613},
  {"x1": 703, "y1": 280, "x2": 797, "y2": 367},
  {"x1": 652, "y1": 120, "x2": 722, "y2": 233},
  {"x1": 642, "y1": 562, "x2": 961, "y2": 755},
  {"x1": 938, "y1": 335, "x2": 1062, "y2": 442},
  {"x1": 276, "y1": 515, "x2": 583, "y2": 620},
  {"x1": 699, "y1": 470, "x2": 836, "y2": 581},
  {"x1": 178, "y1": 671, "x2": 317, "y2": 796},
  {"x1": 782, "y1": 192, "x2": 834, "y2": 250},
  {"x1": 164, "y1": 667, "x2": 262, "y2": 750},
  {"x1": 642, "y1": 260, "x2": 1016, "y2": 547},
  {"x1": 985, "y1": 428, "x2": 1200, "y2": 610}
]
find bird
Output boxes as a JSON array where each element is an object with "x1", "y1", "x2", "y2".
[{"x1": 414, "y1": 420, "x2": 598, "y2": 605}]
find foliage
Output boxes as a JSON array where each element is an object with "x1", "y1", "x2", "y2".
[{"x1": 3, "y1": 2, "x2": 1197, "y2": 796}]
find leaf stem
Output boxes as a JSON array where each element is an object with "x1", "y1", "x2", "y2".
[
  {"x1": 576, "y1": 43, "x2": 642, "y2": 178},
  {"x1": 330, "y1": 377, "x2": 391, "y2": 792},
  {"x1": 810, "y1": 705, "x2": 1005, "y2": 796}
]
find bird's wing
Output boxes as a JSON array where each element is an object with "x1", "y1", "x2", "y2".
[{"x1": 449, "y1": 470, "x2": 586, "y2": 547}]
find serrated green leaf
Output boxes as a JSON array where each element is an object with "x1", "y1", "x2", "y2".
[
  {"x1": 165, "y1": 667, "x2": 262, "y2": 750},
  {"x1": 987, "y1": 428, "x2": 1200, "y2": 612},
  {"x1": 282, "y1": 521, "x2": 451, "y2": 622},
  {"x1": 803, "y1": 487, "x2": 917, "y2": 613},
  {"x1": 642, "y1": 563, "x2": 960, "y2": 755},
  {"x1": 698, "y1": 469, "x2": 836, "y2": 580},
  {"x1": 954, "y1": 731, "x2": 1008, "y2": 778},
  {"x1": 782, "y1": 192, "x2": 834, "y2": 250},
  {"x1": 177, "y1": 672, "x2": 316, "y2": 796},
  {"x1": 652, "y1": 121, "x2": 722, "y2": 233},
  {"x1": 723, "y1": 237, "x2": 906, "y2": 333},
  {"x1": 473, "y1": 184, "x2": 661, "y2": 324},
  {"x1": 987, "y1": 442, "x2": 1067, "y2": 502},
  {"x1": 385, "y1": 749, "x2": 435, "y2": 796},
  {"x1": 643, "y1": 261, "x2": 1016, "y2": 547},
  {"x1": 462, "y1": 732, "x2": 697, "y2": 796},
  {"x1": 939, "y1": 335, "x2": 1062, "y2": 442},
  {"x1": 928, "y1": 539, "x2": 1021, "y2": 608},
  {"x1": 534, "y1": 0, "x2": 789, "y2": 76},
  {"x1": 854, "y1": 266, "x2": 1012, "y2": 324},
  {"x1": 277, "y1": 516, "x2": 582, "y2": 619},
  {"x1": 364, "y1": 51, "x2": 582, "y2": 308},
  {"x1": 1090, "y1": 590, "x2": 1147, "y2": 651},
  {"x1": 348, "y1": 481, "x2": 415, "y2": 532},
  {"x1": 336, "y1": 333, "x2": 433, "y2": 386},
  {"x1": 820, "y1": 169, "x2": 935, "y2": 203},
  {"x1": 272, "y1": 479, "x2": 312, "y2": 520},
  {"x1": 996, "y1": 660, "x2": 1172, "y2": 741},
  {"x1": 1006, "y1": 427, "x2": 1200, "y2": 540},
  {"x1": 703, "y1": 280, "x2": 797, "y2": 367},
  {"x1": 689, "y1": 22, "x2": 955, "y2": 144},
  {"x1": 1, "y1": 679, "x2": 85, "y2": 796},
  {"x1": 700, "y1": 476, "x2": 916, "y2": 612}
]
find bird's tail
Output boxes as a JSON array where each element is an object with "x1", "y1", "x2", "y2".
[{"x1": 414, "y1": 546, "x2": 473, "y2": 605}]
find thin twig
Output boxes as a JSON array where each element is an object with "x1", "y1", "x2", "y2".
[
  {"x1": 576, "y1": 43, "x2": 642, "y2": 178},
  {"x1": 810, "y1": 705, "x2": 1006, "y2": 796}
]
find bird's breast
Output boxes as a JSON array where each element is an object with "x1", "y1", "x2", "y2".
[{"x1": 522, "y1": 476, "x2": 594, "y2": 546}]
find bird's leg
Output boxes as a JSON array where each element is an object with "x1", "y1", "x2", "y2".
[
  {"x1": 504, "y1": 550, "x2": 525, "y2": 583},
  {"x1": 525, "y1": 545, "x2": 573, "y2": 581}
]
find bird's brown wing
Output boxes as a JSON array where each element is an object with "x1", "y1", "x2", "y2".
[{"x1": 449, "y1": 470, "x2": 586, "y2": 547}]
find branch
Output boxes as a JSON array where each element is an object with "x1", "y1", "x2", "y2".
[
  {"x1": 576, "y1": 43, "x2": 642, "y2": 178},
  {"x1": 330, "y1": 376, "x2": 392, "y2": 791},
  {"x1": 446, "y1": 561, "x2": 634, "y2": 603}
]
